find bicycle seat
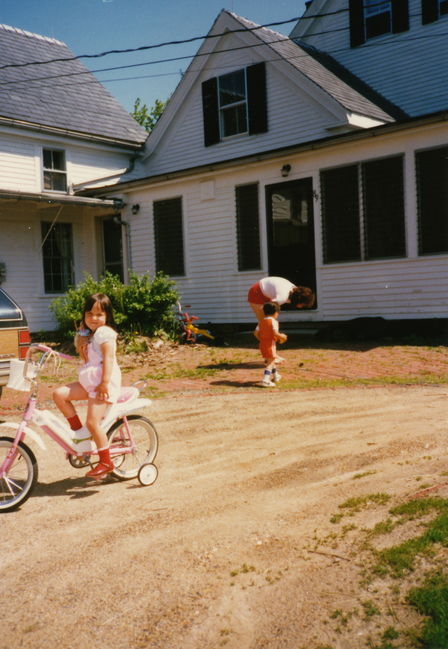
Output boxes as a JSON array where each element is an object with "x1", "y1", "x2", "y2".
[{"x1": 117, "y1": 386, "x2": 139, "y2": 403}]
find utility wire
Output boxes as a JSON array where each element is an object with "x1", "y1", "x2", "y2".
[{"x1": 0, "y1": 27, "x2": 445, "y2": 89}]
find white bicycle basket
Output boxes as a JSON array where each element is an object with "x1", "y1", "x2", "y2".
[{"x1": 6, "y1": 359, "x2": 37, "y2": 391}]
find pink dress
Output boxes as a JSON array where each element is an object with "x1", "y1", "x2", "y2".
[{"x1": 78, "y1": 326, "x2": 121, "y2": 403}]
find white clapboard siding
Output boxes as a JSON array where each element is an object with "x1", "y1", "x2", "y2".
[
  {"x1": 69, "y1": 146, "x2": 130, "y2": 186},
  {"x1": 136, "y1": 33, "x2": 345, "y2": 179},
  {"x1": 0, "y1": 209, "x2": 99, "y2": 332},
  {"x1": 0, "y1": 136, "x2": 38, "y2": 191},
  {"x1": 290, "y1": 0, "x2": 448, "y2": 117},
  {"x1": 122, "y1": 113, "x2": 448, "y2": 325}
]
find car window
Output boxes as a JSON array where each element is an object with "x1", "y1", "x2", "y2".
[{"x1": 0, "y1": 289, "x2": 24, "y2": 323}]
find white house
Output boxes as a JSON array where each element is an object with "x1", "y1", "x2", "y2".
[
  {"x1": 82, "y1": 5, "x2": 447, "y2": 326},
  {"x1": 0, "y1": 24, "x2": 147, "y2": 332}
]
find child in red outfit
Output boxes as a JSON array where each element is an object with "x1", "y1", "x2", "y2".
[{"x1": 254, "y1": 302, "x2": 287, "y2": 387}]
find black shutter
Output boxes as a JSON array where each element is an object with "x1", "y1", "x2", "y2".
[
  {"x1": 202, "y1": 77, "x2": 220, "y2": 147},
  {"x1": 416, "y1": 147, "x2": 448, "y2": 254},
  {"x1": 321, "y1": 166, "x2": 361, "y2": 263},
  {"x1": 392, "y1": 0, "x2": 409, "y2": 32},
  {"x1": 422, "y1": 0, "x2": 438, "y2": 23},
  {"x1": 362, "y1": 156, "x2": 406, "y2": 260},
  {"x1": 247, "y1": 62, "x2": 268, "y2": 135},
  {"x1": 153, "y1": 197, "x2": 185, "y2": 276},
  {"x1": 349, "y1": 0, "x2": 365, "y2": 47},
  {"x1": 235, "y1": 184, "x2": 261, "y2": 271}
]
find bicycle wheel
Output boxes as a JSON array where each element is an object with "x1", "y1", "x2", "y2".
[
  {"x1": 106, "y1": 415, "x2": 158, "y2": 480},
  {"x1": 0, "y1": 436, "x2": 38, "y2": 512}
]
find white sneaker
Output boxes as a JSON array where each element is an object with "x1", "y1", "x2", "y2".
[
  {"x1": 272, "y1": 372, "x2": 282, "y2": 383},
  {"x1": 72, "y1": 438, "x2": 97, "y2": 456},
  {"x1": 261, "y1": 379, "x2": 276, "y2": 387},
  {"x1": 71, "y1": 425, "x2": 91, "y2": 441}
]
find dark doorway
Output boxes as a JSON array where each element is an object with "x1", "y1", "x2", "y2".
[
  {"x1": 102, "y1": 217, "x2": 124, "y2": 281},
  {"x1": 266, "y1": 178, "x2": 317, "y2": 307}
]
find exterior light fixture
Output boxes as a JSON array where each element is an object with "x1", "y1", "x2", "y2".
[
  {"x1": 131, "y1": 204, "x2": 140, "y2": 215},
  {"x1": 281, "y1": 164, "x2": 291, "y2": 177}
]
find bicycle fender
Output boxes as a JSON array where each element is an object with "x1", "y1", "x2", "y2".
[{"x1": 0, "y1": 422, "x2": 47, "y2": 450}]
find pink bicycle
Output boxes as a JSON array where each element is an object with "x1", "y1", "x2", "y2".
[{"x1": 0, "y1": 344, "x2": 159, "y2": 512}]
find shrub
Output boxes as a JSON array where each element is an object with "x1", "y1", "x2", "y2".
[{"x1": 50, "y1": 272, "x2": 179, "y2": 339}]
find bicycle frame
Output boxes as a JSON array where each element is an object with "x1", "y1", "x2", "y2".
[{"x1": 0, "y1": 344, "x2": 151, "y2": 474}]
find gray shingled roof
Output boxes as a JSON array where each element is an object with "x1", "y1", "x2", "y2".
[
  {"x1": 0, "y1": 24, "x2": 147, "y2": 146},
  {"x1": 229, "y1": 12, "x2": 405, "y2": 122}
]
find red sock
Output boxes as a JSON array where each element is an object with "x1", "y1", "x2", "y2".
[
  {"x1": 98, "y1": 447, "x2": 112, "y2": 467},
  {"x1": 67, "y1": 415, "x2": 82, "y2": 431}
]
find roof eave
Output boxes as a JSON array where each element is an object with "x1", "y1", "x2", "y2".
[{"x1": 0, "y1": 115, "x2": 146, "y2": 150}]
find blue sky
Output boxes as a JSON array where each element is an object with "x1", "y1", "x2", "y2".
[{"x1": 1, "y1": 0, "x2": 306, "y2": 114}]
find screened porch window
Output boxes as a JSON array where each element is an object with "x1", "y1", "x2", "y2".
[
  {"x1": 43, "y1": 149, "x2": 67, "y2": 192},
  {"x1": 416, "y1": 146, "x2": 448, "y2": 254},
  {"x1": 41, "y1": 222, "x2": 74, "y2": 293},
  {"x1": 321, "y1": 156, "x2": 406, "y2": 263}
]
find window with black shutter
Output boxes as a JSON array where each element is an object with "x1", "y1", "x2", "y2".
[
  {"x1": 416, "y1": 146, "x2": 448, "y2": 254},
  {"x1": 201, "y1": 63, "x2": 267, "y2": 146},
  {"x1": 422, "y1": 0, "x2": 447, "y2": 22},
  {"x1": 362, "y1": 156, "x2": 406, "y2": 259},
  {"x1": 321, "y1": 157, "x2": 406, "y2": 263},
  {"x1": 235, "y1": 183, "x2": 261, "y2": 271},
  {"x1": 321, "y1": 166, "x2": 361, "y2": 263},
  {"x1": 153, "y1": 197, "x2": 185, "y2": 276},
  {"x1": 349, "y1": 0, "x2": 409, "y2": 46}
]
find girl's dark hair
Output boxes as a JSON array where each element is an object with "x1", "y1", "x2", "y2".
[
  {"x1": 263, "y1": 302, "x2": 279, "y2": 316},
  {"x1": 289, "y1": 286, "x2": 315, "y2": 309},
  {"x1": 82, "y1": 293, "x2": 117, "y2": 330}
]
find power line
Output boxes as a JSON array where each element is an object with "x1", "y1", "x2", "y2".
[{"x1": 0, "y1": 27, "x2": 445, "y2": 90}]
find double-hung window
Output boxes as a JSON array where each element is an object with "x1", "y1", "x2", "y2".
[
  {"x1": 364, "y1": 0, "x2": 392, "y2": 38},
  {"x1": 218, "y1": 69, "x2": 248, "y2": 138},
  {"x1": 235, "y1": 183, "x2": 261, "y2": 271},
  {"x1": 422, "y1": 0, "x2": 448, "y2": 22},
  {"x1": 153, "y1": 197, "x2": 185, "y2": 276},
  {"x1": 349, "y1": 0, "x2": 409, "y2": 46},
  {"x1": 41, "y1": 222, "x2": 74, "y2": 293},
  {"x1": 202, "y1": 62, "x2": 267, "y2": 146},
  {"x1": 43, "y1": 149, "x2": 67, "y2": 192},
  {"x1": 321, "y1": 156, "x2": 406, "y2": 263}
]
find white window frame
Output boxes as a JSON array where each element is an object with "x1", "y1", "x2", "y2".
[
  {"x1": 364, "y1": 0, "x2": 392, "y2": 37},
  {"x1": 42, "y1": 148, "x2": 68, "y2": 193},
  {"x1": 217, "y1": 69, "x2": 248, "y2": 139}
]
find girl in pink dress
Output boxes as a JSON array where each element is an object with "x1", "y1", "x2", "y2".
[{"x1": 53, "y1": 293, "x2": 121, "y2": 479}]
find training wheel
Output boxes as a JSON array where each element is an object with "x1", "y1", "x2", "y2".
[{"x1": 138, "y1": 463, "x2": 158, "y2": 486}]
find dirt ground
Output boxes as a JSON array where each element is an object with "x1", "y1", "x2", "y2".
[{"x1": 1, "y1": 335, "x2": 448, "y2": 649}]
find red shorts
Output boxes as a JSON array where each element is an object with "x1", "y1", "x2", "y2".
[{"x1": 247, "y1": 282, "x2": 266, "y2": 305}]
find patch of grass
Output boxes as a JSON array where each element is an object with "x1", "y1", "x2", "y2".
[
  {"x1": 282, "y1": 373, "x2": 448, "y2": 390},
  {"x1": 373, "y1": 498, "x2": 448, "y2": 576},
  {"x1": 352, "y1": 470, "x2": 377, "y2": 479},
  {"x1": 407, "y1": 572, "x2": 448, "y2": 649},
  {"x1": 339, "y1": 493, "x2": 391, "y2": 513}
]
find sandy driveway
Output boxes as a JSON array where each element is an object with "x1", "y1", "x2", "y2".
[{"x1": 2, "y1": 381, "x2": 448, "y2": 649}]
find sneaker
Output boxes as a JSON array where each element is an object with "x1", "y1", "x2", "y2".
[
  {"x1": 261, "y1": 379, "x2": 276, "y2": 387},
  {"x1": 85, "y1": 462, "x2": 114, "y2": 479},
  {"x1": 272, "y1": 372, "x2": 282, "y2": 383},
  {"x1": 73, "y1": 439, "x2": 96, "y2": 456},
  {"x1": 71, "y1": 426, "x2": 91, "y2": 442}
]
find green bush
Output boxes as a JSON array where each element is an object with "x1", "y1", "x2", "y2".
[{"x1": 50, "y1": 272, "x2": 179, "y2": 340}]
